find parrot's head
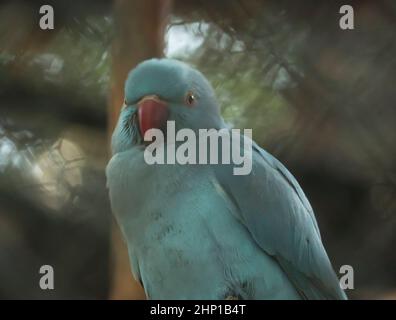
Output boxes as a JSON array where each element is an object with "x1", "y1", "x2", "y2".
[{"x1": 111, "y1": 58, "x2": 225, "y2": 154}]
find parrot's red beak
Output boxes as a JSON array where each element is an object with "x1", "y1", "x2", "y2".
[{"x1": 137, "y1": 95, "x2": 169, "y2": 139}]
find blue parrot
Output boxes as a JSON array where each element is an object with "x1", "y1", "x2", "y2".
[{"x1": 106, "y1": 58, "x2": 347, "y2": 300}]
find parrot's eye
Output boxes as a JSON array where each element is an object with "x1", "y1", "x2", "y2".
[{"x1": 185, "y1": 91, "x2": 196, "y2": 106}]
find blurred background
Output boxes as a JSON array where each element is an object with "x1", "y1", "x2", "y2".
[{"x1": 0, "y1": 0, "x2": 395, "y2": 299}]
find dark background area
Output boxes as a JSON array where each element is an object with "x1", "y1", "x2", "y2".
[{"x1": 0, "y1": 0, "x2": 395, "y2": 299}]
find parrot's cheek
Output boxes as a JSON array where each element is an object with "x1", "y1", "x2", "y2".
[{"x1": 138, "y1": 97, "x2": 169, "y2": 139}]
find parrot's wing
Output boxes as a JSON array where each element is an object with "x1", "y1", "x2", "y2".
[{"x1": 214, "y1": 138, "x2": 347, "y2": 300}]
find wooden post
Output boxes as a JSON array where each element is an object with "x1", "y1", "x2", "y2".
[{"x1": 108, "y1": 0, "x2": 172, "y2": 299}]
